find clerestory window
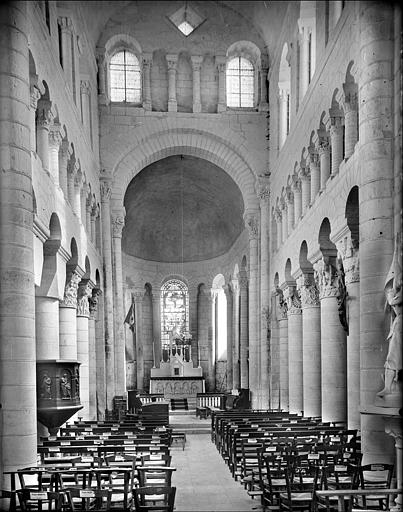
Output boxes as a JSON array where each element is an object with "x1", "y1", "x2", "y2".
[
  {"x1": 226, "y1": 57, "x2": 255, "y2": 108},
  {"x1": 109, "y1": 50, "x2": 141, "y2": 103}
]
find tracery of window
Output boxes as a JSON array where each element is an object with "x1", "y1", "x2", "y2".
[
  {"x1": 226, "y1": 57, "x2": 254, "y2": 108},
  {"x1": 160, "y1": 279, "x2": 190, "y2": 348},
  {"x1": 109, "y1": 50, "x2": 141, "y2": 103}
]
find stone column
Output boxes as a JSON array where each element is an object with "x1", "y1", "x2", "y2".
[
  {"x1": 58, "y1": 17, "x2": 73, "y2": 87},
  {"x1": 111, "y1": 208, "x2": 126, "y2": 396},
  {"x1": 188, "y1": 286, "x2": 199, "y2": 367},
  {"x1": 216, "y1": 56, "x2": 226, "y2": 112},
  {"x1": 73, "y1": 171, "x2": 82, "y2": 218},
  {"x1": 277, "y1": 288, "x2": 289, "y2": 411},
  {"x1": 259, "y1": 66, "x2": 269, "y2": 111},
  {"x1": 326, "y1": 112, "x2": 344, "y2": 176},
  {"x1": 96, "y1": 47, "x2": 107, "y2": 104},
  {"x1": 29, "y1": 79, "x2": 41, "y2": 152},
  {"x1": 238, "y1": 270, "x2": 249, "y2": 389},
  {"x1": 337, "y1": 231, "x2": 360, "y2": 429},
  {"x1": 297, "y1": 273, "x2": 321, "y2": 418},
  {"x1": 93, "y1": 285, "x2": 106, "y2": 418},
  {"x1": 191, "y1": 55, "x2": 203, "y2": 113},
  {"x1": 152, "y1": 294, "x2": 161, "y2": 368},
  {"x1": 76, "y1": 281, "x2": 92, "y2": 420},
  {"x1": 280, "y1": 199, "x2": 288, "y2": 242},
  {"x1": 207, "y1": 291, "x2": 215, "y2": 391},
  {"x1": 286, "y1": 188, "x2": 294, "y2": 234},
  {"x1": 300, "y1": 167, "x2": 311, "y2": 215},
  {"x1": 317, "y1": 137, "x2": 331, "y2": 190},
  {"x1": 59, "y1": 140, "x2": 70, "y2": 199},
  {"x1": 359, "y1": 1, "x2": 395, "y2": 464},
  {"x1": 279, "y1": 87, "x2": 289, "y2": 147},
  {"x1": 292, "y1": 178, "x2": 302, "y2": 224},
  {"x1": 67, "y1": 157, "x2": 77, "y2": 206},
  {"x1": 257, "y1": 177, "x2": 271, "y2": 408},
  {"x1": 341, "y1": 84, "x2": 358, "y2": 158},
  {"x1": 36, "y1": 294, "x2": 60, "y2": 360},
  {"x1": 0, "y1": 1, "x2": 37, "y2": 479},
  {"x1": 223, "y1": 285, "x2": 233, "y2": 393},
  {"x1": 100, "y1": 177, "x2": 115, "y2": 409},
  {"x1": 133, "y1": 288, "x2": 144, "y2": 391},
  {"x1": 142, "y1": 53, "x2": 152, "y2": 111},
  {"x1": 298, "y1": 22, "x2": 310, "y2": 99},
  {"x1": 166, "y1": 54, "x2": 178, "y2": 112},
  {"x1": 80, "y1": 80, "x2": 91, "y2": 131},
  {"x1": 245, "y1": 212, "x2": 260, "y2": 406},
  {"x1": 89, "y1": 288, "x2": 102, "y2": 421},
  {"x1": 80, "y1": 183, "x2": 88, "y2": 226},
  {"x1": 232, "y1": 279, "x2": 240, "y2": 390},
  {"x1": 48, "y1": 124, "x2": 63, "y2": 186},
  {"x1": 314, "y1": 257, "x2": 347, "y2": 423},
  {"x1": 271, "y1": 292, "x2": 281, "y2": 409},
  {"x1": 85, "y1": 197, "x2": 92, "y2": 236},
  {"x1": 285, "y1": 284, "x2": 303, "y2": 414},
  {"x1": 90, "y1": 205, "x2": 97, "y2": 244},
  {"x1": 308, "y1": 148, "x2": 320, "y2": 202},
  {"x1": 275, "y1": 209, "x2": 282, "y2": 248},
  {"x1": 59, "y1": 269, "x2": 81, "y2": 359},
  {"x1": 36, "y1": 99, "x2": 53, "y2": 172}
]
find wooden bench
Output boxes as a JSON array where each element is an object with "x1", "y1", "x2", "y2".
[{"x1": 171, "y1": 432, "x2": 186, "y2": 450}]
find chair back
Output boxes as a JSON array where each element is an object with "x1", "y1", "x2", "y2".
[
  {"x1": 17, "y1": 489, "x2": 67, "y2": 511},
  {"x1": 67, "y1": 488, "x2": 112, "y2": 511},
  {"x1": 137, "y1": 466, "x2": 176, "y2": 487},
  {"x1": 133, "y1": 485, "x2": 176, "y2": 512}
]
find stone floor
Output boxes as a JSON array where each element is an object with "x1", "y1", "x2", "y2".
[{"x1": 170, "y1": 418, "x2": 262, "y2": 512}]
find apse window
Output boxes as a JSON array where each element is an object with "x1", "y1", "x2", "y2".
[
  {"x1": 168, "y1": 3, "x2": 205, "y2": 37},
  {"x1": 109, "y1": 50, "x2": 141, "y2": 103},
  {"x1": 226, "y1": 57, "x2": 255, "y2": 108}
]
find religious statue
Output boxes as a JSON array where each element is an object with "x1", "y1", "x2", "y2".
[
  {"x1": 377, "y1": 234, "x2": 402, "y2": 401},
  {"x1": 40, "y1": 373, "x2": 52, "y2": 399},
  {"x1": 60, "y1": 372, "x2": 72, "y2": 399}
]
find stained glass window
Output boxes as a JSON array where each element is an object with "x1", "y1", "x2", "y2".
[
  {"x1": 226, "y1": 57, "x2": 254, "y2": 108},
  {"x1": 160, "y1": 279, "x2": 189, "y2": 347},
  {"x1": 109, "y1": 50, "x2": 141, "y2": 103}
]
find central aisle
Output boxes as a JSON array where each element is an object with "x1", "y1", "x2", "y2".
[{"x1": 170, "y1": 433, "x2": 262, "y2": 512}]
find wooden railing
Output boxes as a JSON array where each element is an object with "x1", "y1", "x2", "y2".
[
  {"x1": 196, "y1": 393, "x2": 227, "y2": 409},
  {"x1": 139, "y1": 393, "x2": 165, "y2": 404}
]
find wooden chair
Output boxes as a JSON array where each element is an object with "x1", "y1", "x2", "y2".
[
  {"x1": 0, "y1": 489, "x2": 16, "y2": 512},
  {"x1": 17, "y1": 489, "x2": 71, "y2": 511},
  {"x1": 354, "y1": 464, "x2": 394, "y2": 511},
  {"x1": 133, "y1": 486, "x2": 176, "y2": 512},
  {"x1": 140, "y1": 454, "x2": 172, "y2": 467},
  {"x1": 136, "y1": 466, "x2": 176, "y2": 487},
  {"x1": 94, "y1": 467, "x2": 134, "y2": 511},
  {"x1": 314, "y1": 463, "x2": 360, "y2": 512},
  {"x1": 279, "y1": 464, "x2": 320, "y2": 512},
  {"x1": 66, "y1": 488, "x2": 112, "y2": 511}
]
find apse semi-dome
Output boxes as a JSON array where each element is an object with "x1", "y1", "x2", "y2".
[{"x1": 122, "y1": 155, "x2": 245, "y2": 262}]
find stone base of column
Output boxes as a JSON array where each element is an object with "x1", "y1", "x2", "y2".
[
  {"x1": 217, "y1": 103, "x2": 226, "y2": 113},
  {"x1": 258, "y1": 102, "x2": 269, "y2": 112},
  {"x1": 98, "y1": 93, "x2": 108, "y2": 105},
  {"x1": 168, "y1": 100, "x2": 177, "y2": 112},
  {"x1": 193, "y1": 103, "x2": 201, "y2": 113},
  {"x1": 143, "y1": 101, "x2": 152, "y2": 111}
]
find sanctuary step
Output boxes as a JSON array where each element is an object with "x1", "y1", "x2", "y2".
[{"x1": 170, "y1": 398, "x2": 188, "y2": 411}]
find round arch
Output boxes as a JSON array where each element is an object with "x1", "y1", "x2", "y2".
[{"x1": 109, "y1": 128, "x2": 259, "y2": 213}]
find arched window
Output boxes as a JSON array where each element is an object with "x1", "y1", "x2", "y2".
[
  {"x1": 226, "y1": 57, "x2": 254, "y2": 108},
  {"x1": 160, "y1": 279, "x2": 189, "y2": 348},
  {"x1": 109, "y1": 50, "x2": 141, "y2": 103}
]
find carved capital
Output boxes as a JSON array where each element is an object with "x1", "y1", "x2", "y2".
[
  {"x1": 191, "y1": 55, "x2": 203, "y2": 71},
  {"x1": 48, "y1": 125, "x2": 63, "y2": 149},
  {"x1": 30, "y1": 86, "x2": 42, "y2": 110},
  {"x1": 166, "y1": 54, "x2": 178, "y2": 70},
  {"x1": 297, "y1": 274, "x2": 320, "y2": 307},
  {"x1": 314, "y1": 258, "x2": 339, "y2": 298},
  {"x1": 57, "y1": 16, "x2": 73, "y2": 32},
  {"x1": 215, "y1": 55, "x2": 226, "y2": 73},
  {"x1": 256, "y1": 176, "x2": 270, "y2": 203},
  {"x1": 244, "y1": 212, "x2": 259, "y2": 240},
  {"x1": 61, "y1": 270, "x2": 81, "y2": 307},
  {"x1": 337, "y1": 234, "x2": 360, "y2": 284},
  {"x1": 100, "y1": 181, "x2": 112, "y2": 202},
  {"x1": 37, "y1": 101, "x2": 54, "y2": 129},
  {"x1": 275, "y1": 287, "x2": 288, "y2": 320},
  {"x1": 133, "y1": 289, "x2": 144, "y2": 304},
  {"x1": 317, "y1": 139, "x2": 330, "y2": 155},
  {"x1": 238, "y1": 270, "x2": 248, "y2": 290},
  {"x1": 89, "y1": 288, "x2": 102, "y2": 317},
  {"x1": 111, "y1": 210, "x2": 125, "y2": 238},
  {"x1": 77, "y1": 281, "x2": 93, "y2": 317},
  {"x1": 291, "y1": 177, "x2": 301, "y2": 194},
  {"x1": 284, "y1": 286, "x2": 301, "y2": 315},
  {"x1": 80, "y1": 80, "x2": 91, "y2": 95}
]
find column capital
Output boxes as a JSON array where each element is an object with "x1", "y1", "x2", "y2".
[
  {"x1": 30, "y1": 85, "x2": 42, "y2": 111},
  {"x1": 166, "y1": 54, "x2": 178, "y2": 70},
  {"x1": 67, "y1": 157, "x2": 79, "y2": 178},
  {"x1": 191, "y1": 55, "x2": 203, "y2": 70},
  {"x1": 274, "y1": 207, "x2": 282, "y2": 223},
  {"x1": 48, "y1": 124, "x2": 64, "y2": 150},
  {"x1": 89, "y1": 288, "x2": 102, "y2": 318},
  {"x1": 238, "y1": 270, "x2": 248, "y2": 290},
  {"x1": 111, "y1": 208, "x2": 126, "y2": 238},
  {"x1": 298, "y1": 165, "x2": 310, "y2": 181},
  {"x1": 284, "y1": 285, "x2": 302, "y2": 315},
  {"x1": 100, "y1": 177, "x2": 112, "y2": 202},
  {"x1": 80, "y1": 80, "x2": 91, "y2": 95},
  {"x1": 275, "y1": 286, "x2": 288, "y2": 320},
  {"x1": 215, "y1": 55, "x2": 227, "y2": 72},
  {"x1": 244, "y1": 211, "x2": 259, "y2": 239},
  {"x1": 291, "y1": 176, "x2": 301, "y2": 193},
  {"x1": 61, "y1": 269, "x2": 82, "y2": 308},
  {"x1": 313, "y1": 258, "x2": 339, "y2": 298},
  {"x1": 133, "y1": 289, "x2": 144, "y2": 303},
  {"x1": 317, "y1": 138, "x2": 330, "y2": 155},
  {"x1": 222, "y1": 283, "x2": 233, "y2": 300},
  {"x1": 256, "y1": 176, "x2": 270, "y2": 203},
  {"x1": 142, "y1": 52, "x2": 153, "y2": 66},
  {"x1": 60, "y1": 139, "x2": 71, "y2": 160},
  {"x1": 285, "y1": 186, "x2": 294, "y2": 205},
  {"x1": 77, "y1": 280, "x2": 93, "y2": 317},
  {"x1": 37, "y1": 100, "x2": 54, "y2": 129},
  {"x1": 296, "y1": 274, "x2": 320, "y2": 307},
  {"x1": 57, "y1": 16, "x2": 73, "y2": 32},
  {"x1": 336, "y1": 231, "x2": 360, "y2": 284}
]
